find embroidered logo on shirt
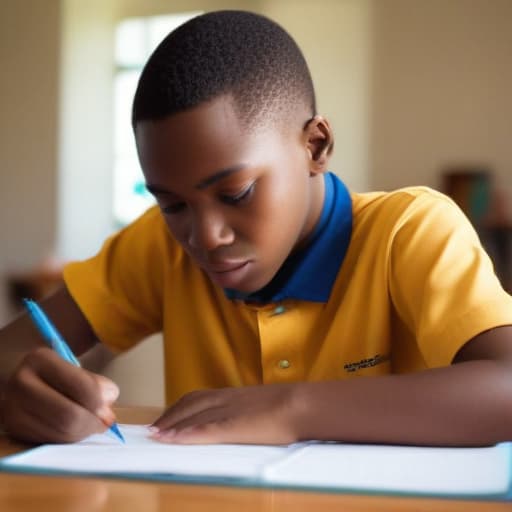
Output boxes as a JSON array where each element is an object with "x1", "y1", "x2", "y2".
[{"x1": 343, "y1": 354, "x2": 389, "y2": 373}]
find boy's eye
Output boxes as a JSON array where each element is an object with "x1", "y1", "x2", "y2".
[
  {"x1": 161, "y1": 202, "x2": 186, "y2": 215},
  {"x1": 220, "y1": 183, "x2": 255, "y2": 205},
  {"x1": 159, "y1": 183, "x2": 255, "y2": 214}
]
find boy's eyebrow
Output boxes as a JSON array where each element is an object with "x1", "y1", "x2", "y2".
[
  {"x1": 145, "y1": 183, "x2": 174, "y2": 196},
  {"x1": 146, "y1": 165, "x2": 247, "y2": 195},
  {"x1": 195, "y1": 165, "x2": 246, "y2": 190}
]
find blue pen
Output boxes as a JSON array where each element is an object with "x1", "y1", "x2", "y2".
[{"x1": 23, "y1": 298, "x2": 125, "y2": 444}]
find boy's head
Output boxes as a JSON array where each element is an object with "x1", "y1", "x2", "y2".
[
  {"x1": 133, "y1": 11, "x2": 334, "y2": 294},
  {"x1": 132, "y1": 10, "x2": 316, "y2": 131}
]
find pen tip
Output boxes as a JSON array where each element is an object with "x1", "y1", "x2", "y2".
[{"x1": 110, "y1": 423, "x2": 126, "y2": 444}]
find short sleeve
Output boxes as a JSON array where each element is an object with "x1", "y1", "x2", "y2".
[
  {"x1": 389, "y1": 191, "x2": 512, "y2": 368},
  {"x1": 63, "y1": 207, "x2": 171, "y2": 352}
]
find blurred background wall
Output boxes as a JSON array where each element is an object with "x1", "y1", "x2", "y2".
[{"x1": 1, "y1": 0, "x2": 511, "y2": 405}]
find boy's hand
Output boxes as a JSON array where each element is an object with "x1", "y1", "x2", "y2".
[
  {"x1": 150, "y1": 384, "x2": 303, "y2": 445},
  {"x1": 1, "y1": 347, "x2": 119, "y2": 443}
]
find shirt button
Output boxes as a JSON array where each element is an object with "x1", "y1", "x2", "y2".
[
  {"x1": 278, "y1": 359, "x2": 291, "y2": 369},
  {"x1": 272, "y1": 305, "x2": 286, "y2": 316}
]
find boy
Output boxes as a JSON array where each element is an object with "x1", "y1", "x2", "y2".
[{"x1": 1, "y1": 10, "x2": 512, "y2": 446}]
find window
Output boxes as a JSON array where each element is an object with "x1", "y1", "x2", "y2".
[{"x1": 113, "y1": 12, "x2": 201, "y2": 226}]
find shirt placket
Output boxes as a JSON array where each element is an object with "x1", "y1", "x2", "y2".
[{"x1": 256, "y1": 302, "x2": 303, "y2": 383}]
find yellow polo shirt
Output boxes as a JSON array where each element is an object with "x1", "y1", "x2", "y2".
[{"x1": 63, "y1": 187, "x2": 512, "y2": 405}]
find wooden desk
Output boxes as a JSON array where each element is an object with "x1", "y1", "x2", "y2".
[{"x1": 0, "y1": 407, "x2": 509, "y2": 512}]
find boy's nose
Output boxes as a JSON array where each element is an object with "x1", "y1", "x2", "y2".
[{"x1": 187, "y1": 211, "x2": 234, "y2": 251}]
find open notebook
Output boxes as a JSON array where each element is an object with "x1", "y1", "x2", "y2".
[{"x1": 1, "y1": 424, "x2": 510, "y2": 499}]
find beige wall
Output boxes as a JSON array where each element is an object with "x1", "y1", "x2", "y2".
[
  {"x1": 263, "y1": 0, "x2": 371, "y2": 192},
  {"x1": 113, "y1": 0, "x2": 263, "y2": 18},
  {"x1": 0, "y1": 1, "x2": 61, "y2": 323},
  {"x1": 0, "y1": 2, "x2": 60, "y2": 269},
  {"x1": 370, "y1": 0, "x2": 512, "y2": 215},
  {"x1": 57, "y1": 0, "x2": 117, "y2": 261}
]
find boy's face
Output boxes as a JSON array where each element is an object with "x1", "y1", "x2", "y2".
[{"x1": 136, "y1": 96, "x2": 329, "y2": 293}]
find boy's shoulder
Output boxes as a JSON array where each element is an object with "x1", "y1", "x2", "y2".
[
  {"x1": 351, "y1": 185, "x2": 453, "y2": 214},
  {"x1": 349, "y1": 185, "x2": 469, "y2": 240}
]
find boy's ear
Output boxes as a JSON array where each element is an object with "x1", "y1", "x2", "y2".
[{"x1": 304, "y1": 115, "x2": 333, "y2": 175}]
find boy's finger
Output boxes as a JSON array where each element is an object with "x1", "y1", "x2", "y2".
[
  {"x1": 6, "y1": 400, "x2": 103, "y2": 444},
  {"x1": 37, "y1": 357, "x2": 117, "y2": 428},
  {"x1": 152, "y1": 407, "x2": 233, "y2": 444},
  {"x1": 5, "y1": 369, "x2": 105, "y2": 443},
  {"x1": 151, "y1": 389, "x2": 227, "y2": 431},
  {"x1": 95, "y1": 375, "x2": 120, "y2": 405},
  {"x1": 158, "y1": 415, "x2": 293, "y2": 446},
  {"x1": 158, "y1": 422, "x2": 228, "y2": 445},
  {"x1": 24, "y1": 348, "x2": 107, "y2": 414}
]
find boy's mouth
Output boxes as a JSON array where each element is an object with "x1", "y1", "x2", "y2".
[
  {"x1": 204, "y1": 260, "x2": 252, "y2": 287},
  {"x1": 207, "y1": 260, "x2": 249, "y2": 273}
]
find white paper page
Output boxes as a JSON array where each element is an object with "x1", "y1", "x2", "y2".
[
  {"x1": 262, "y1": 442, "x2": 511, "y2": 495},
  {"x1": 2, "y1": 424, "x2": 288, "y2": 479}
]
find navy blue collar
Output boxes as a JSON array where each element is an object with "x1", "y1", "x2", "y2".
[{"x1": 225, "y1": 172, "x2": 352, "y2": 303}]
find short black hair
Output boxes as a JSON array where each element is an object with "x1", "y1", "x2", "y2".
[{"x1": 132, "y1": 10, "x2": 316, "y2": 130}]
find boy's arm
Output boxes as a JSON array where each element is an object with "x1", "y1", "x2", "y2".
[
  {"x1": 296, "y1": 325, "x2": 512, "y2": 446},
  {"x1": 0, "y1": 286, "x2": 97, "y2": 388},
  {"x1": 150, "y1": 325, "x2": 512, "y2": 446},
  {"x1": 0, "y1": 286, "x2": 119, "y2": 442}
]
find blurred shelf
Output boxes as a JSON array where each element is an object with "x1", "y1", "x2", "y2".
[{"x1": 479, "y1": 223, "x2": 512, "y2": 294}]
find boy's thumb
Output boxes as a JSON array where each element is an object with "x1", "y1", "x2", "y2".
[{"x1": 96, "y1": 376, "x2": 120, "y2": 404}]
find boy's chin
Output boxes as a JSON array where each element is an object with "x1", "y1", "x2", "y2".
[{"x1": 219, "y1": 275, "x2": 278, "y2": 298}]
